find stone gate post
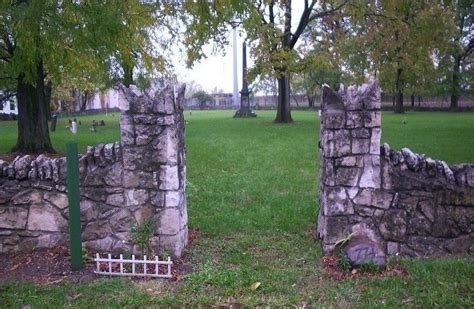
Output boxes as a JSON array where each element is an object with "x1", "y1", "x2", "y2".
[
  {"x1": 317, "y1": 82, "x2": 382, "y2": 254},
  {"x1": 119, "y1": 84, "x2": 188, "y2": 257}
]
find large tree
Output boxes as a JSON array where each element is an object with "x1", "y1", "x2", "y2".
[
  {"x1": 0, "y1": 1, "x2": 168, "y2": 154},
  {"x1": 341, "y1": 0, "x2": 455, "y2": 113},
  {"x1": 439, "y1": 0, "x2": 473, "y2": 109},
  {"x1": 183, "y1": 0, "x2": 349, "y2": 123}
]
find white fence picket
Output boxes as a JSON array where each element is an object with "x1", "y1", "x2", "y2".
[{"x1": 93, "y1": 253, "x2": 173, "y2": 278}]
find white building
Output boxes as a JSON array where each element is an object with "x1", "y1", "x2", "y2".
[{"x1": 0, "y1": 100, "x2": 18, "y2": 115}]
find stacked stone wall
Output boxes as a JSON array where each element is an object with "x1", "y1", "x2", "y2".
[
  {"x1": 0, "y1": 84, "x2": 188, "y2": 257},
  {"x1": 317, "y1": 81, "x2": 474, "y2": 257}
]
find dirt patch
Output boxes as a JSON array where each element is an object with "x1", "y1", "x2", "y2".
[
  {"x1": 320, "y1": 256, "x2": 408, "y2": 281},
  {"x1": 0, "y1": 246, "x2": 96, "y2": 285},
  {"x1": 0, "y1": 230, "x2": 200, "y2": 285}
]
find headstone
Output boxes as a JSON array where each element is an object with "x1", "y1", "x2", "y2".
[
  {"x1": 99, "y1": 120, "x2": 105, "y2": 126},
  {"x1": 343, "y1": 236, "x2": 386, "y2": 267},
  {"x1": 70, "y1": 120, "x2": 77, "y2": 134},
  {"x1": 90, "y1": 120, "x2": 97, "y2": 132}
]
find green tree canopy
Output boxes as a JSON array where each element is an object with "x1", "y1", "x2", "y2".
[
  {"x1": 0, "y1": 0, "x2": 174, "y2": 153},
  {"x1": 182, "y1": 0, "x2": 350, "y2": 123}
]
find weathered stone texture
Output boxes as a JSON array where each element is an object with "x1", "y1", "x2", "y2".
[
  {"x1": 0, "y1": 83, "x2": 188, "y2": 257},
  {"x1": 318, "y1": 81, "x2": 474, "y2": 259}
]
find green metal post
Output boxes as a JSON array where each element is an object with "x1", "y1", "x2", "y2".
[{"x1": 66, "y1": 141, "x2": 83, "y2": 270}]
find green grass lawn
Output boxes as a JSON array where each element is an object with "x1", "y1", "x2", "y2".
[{"x1": 1, "y1": 111, "x2": 473, "y2": 307}]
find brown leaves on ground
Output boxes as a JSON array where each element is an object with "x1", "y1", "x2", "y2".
[
  {"x1": 0, "y1": 230, "x2": 200, "y2": 285},
  {"x1": 320, "y1": 256, "x2": 408, "y2": 281},
  {"x1": 0, "y1": 246, "x2": 96, "y2": 285}
]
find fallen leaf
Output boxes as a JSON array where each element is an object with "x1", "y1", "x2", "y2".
[
  {"x1": 250, "y1": 282, "x2": 261, "y2": 291},
  {"x1": 66, "y1": 293, "x2": 82, "y2": 301},
  {"x1": 9, "y1": 264, "x2": 20, "y2": 271},
  {"x1": 46, "y1": 278, "x2": 63, "y2": 285}
]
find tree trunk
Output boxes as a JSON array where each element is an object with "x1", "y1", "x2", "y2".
[
  {"x1": 80, "y1": 90, "x2": 90, "y2": 111},
  {"x1": 411, "y1": 94, "x2": 415, "y2": 108},
  {"x1": 274, "y1": 75, "x2": 293, "y2": 123},
  {"x1": 394, "y1": 68, "x2": 404, "y2": 113},
  {"x1": 13, "y1": 62, "x2": 55, "y2": 154},
  {"x1": 274, "y1": 1, "x2": 293, "y2": 123},
  {"x1": 450, "y1": 55, "x2": 461, "y2": 110},
  {"x1": 123, "y1": 62, "x2": 134, "y2": 87},
  {"x1": 44, "y1": 80, "x2": 52, "y2": 121},
  {"x1": 307, "y1": 95, "x2": 315, "y2": 108}
]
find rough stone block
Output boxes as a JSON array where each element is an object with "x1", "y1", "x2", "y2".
[
  {"x1": 0, "y1": 207, "x2": 28, "y2": 229},
  {"x1": 27, "y1": 203, "x2": 67, "y2": 232},
  {"x1": 359, "y1": 155, "x2": 381, "y2": 188},
  {"x1": 157, "y1": 229, "x2": 187, "y2": 258},
  {"x1": 353, "y1": 188, "x2": 393, "y2": 209},
  {"x1": 318, "y1": 215, "x2": 349, "y2": 244},
  {"x1": 443, "y1": 234, "x2": 474, "y2": 254},
  {"x1": 352, "y1": 138, "x2": 370, "y2": 154},
  {"x1": 157, "y1": 115, "x2": 176, "y2": 126},
  {"x1": 133, "y1": 114, "x2": 158, "y2": 125},
  {"x1": 103, "y1": 143, "x2": 115, "y2": 163},
  {"x1": 81, "y1": 187, "x2": 107, "y2": 202},
  {"x1": 11, "y1": 190, "x2": 42, "y2": 205},
  {"x1": 370, "y1": 128, "x2": 381, "y2": 155},
  {"x1": 321, "y1": 130, "x2": 351, "y2": 158},
  {"x1": 123, "y1": 170, "x2": 155, "y2": 189},
  {"x1": 322, "y1": 187, "x2": 354, "y2": 216},
  {"x1": 83, "y1": 236, "x2": 114, "y2": 253},
  {"x1": 321, "y1": 159, "x2": 336, "y2": 186},
  {"x1": 83, "y1": 221, "x2": 113, "y2": 241},
  {"x1": 106, "y1": 193, "x2": 125, "y2": 207},
  {"x1": 152, "y1": 128, "x2": 178, "y2": 164},
  {"x1": 110, "y1": 209, "x2": 133, "y2": 232},
  {"x1": 346, "y1": 111, "x2": 364, "y2": 128},
  {"x1": 13, "y1": 155, "x2": 33, "y2": 180},
  {"x1": 157, "y1": 208, "x2": 180, "y2": 235},
  {"x1": 165, "y1": 190, "x2": 181, "y2": 207},
  {"x1": 386, "y1": 241, "x2": 400, "y2": 255},
  {"x1": 159, "y1": 165, "x2": 179, "y2": 191},
  {"x1": 351, "y1": 128, "x2": 370, "y2": 138},
  {"x1": 150, "y1": 191, "x2": 165, "y2": 207},
  {"x1": 104, "y1": 162, "x2": 123, "y2": 187},
  {"x1": 120, "y1": 120, "x2": 135, "y2": 146},
  {"x1": 407, "y1": 212, "x2": 432, "y2": 236},
  {"x1": 335, "y1": 156, "x2": 359, "y2": 167},
  {"x1": 323, "y1": 110, "x2": 346, "y2": 129},
  {"x1": 124, "y1": 189, "x2": 149, "y2": 207},
  {"x1": 379, "y1": 209, "x2": 407, "y2": 241},
  {"x1": 335, "y1": 167, "x2": 361, "y2": 187},
  {"x1": 363, "y1": 111, "x2": 381, "y2": 128},
  {"x1": 432, "y1": 206, "x2": 472, "y2": 238},
  {"x1": 44, "y1": 192, "x2": 68, "y2": 209},
  {"x1": 133, "y1": 205, "x2": 154, "y2": 224}
]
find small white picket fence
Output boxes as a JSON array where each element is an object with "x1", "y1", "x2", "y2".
[{"x1": 94, "y1": 253, "x2": 172, "y2": 278}]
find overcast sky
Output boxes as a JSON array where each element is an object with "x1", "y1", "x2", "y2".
[
  {"x1": 172, "y1": 3, "x2": 306, "y2": 94},
  {"x1": 172, "y1": 32, "x2": 243, "y2": 94}
]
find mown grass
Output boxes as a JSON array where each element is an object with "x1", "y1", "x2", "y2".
[{"x1": 1, "y1": 110, "x2": 473, "y2": 307}]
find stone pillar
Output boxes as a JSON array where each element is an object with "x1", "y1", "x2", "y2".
[
  {"x1": 317, "y1": 81, "x2": 382, "y2": 255},
  {"x1": 119, "y1": 83, "x2": 188, "y2": 257}
]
